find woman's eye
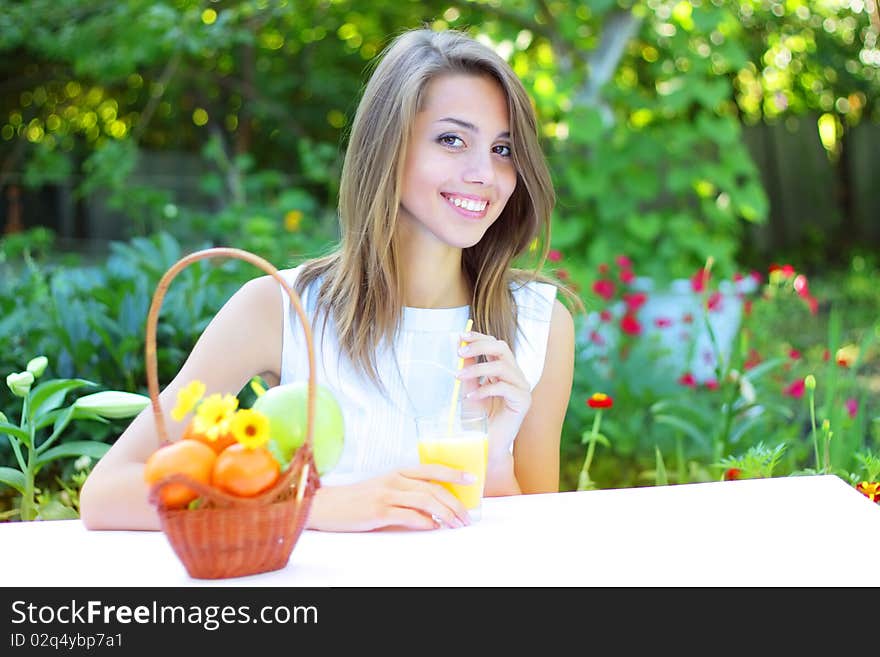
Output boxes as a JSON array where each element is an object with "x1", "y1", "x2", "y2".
[
  {"x1": 493, "y1": 144, "x2": 512, "y2": 157},
  {"x1": 438, "y1": 134, "x2": 464, "y2": 148}
]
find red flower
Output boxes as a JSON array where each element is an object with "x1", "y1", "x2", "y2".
[
  {"x1": 682, "y1": 313, "x2": 694, "y2": 324},
  {"x1": 793, "y1": 274, "x2": 809, "y2": 296},
  {"x1": 623, "y1": 292, "x2": 647, "y2": 313},
  {"x1": 743, "y1": 299, "x2": 753, "y2": 317},
  {"x1": 654, "y1": 317, "x2": 672, "y2": 328},
  {"x1": 783, "y1": 379, "x2": 805, "y2": 398},
  {"x1": 769, "y1": 263, "x2": 795, "y2": 278},
  {"x1": 615, "y1": 255, "x2": 632, "y2": 268},
  {"x1": 789, "y1": 349, "x2": 801, "y2": 360},
  {"x1": 620, "y1": 313, "x2": 642, "y2": 336},
  {"x1": 823, "y1": 349, "x2": 831, "y2": 362},
  {"x1": 597, "y1": 263, "x2": 609, "y2": 275},
  {"x1": 586, "y1": 393, "x2": 614, "y2": 409},
  {"x1": 599, "y1": 310, "x2": 612, "y2": 322},
  {"x1": 555, "y1": 268, "x2": 569, "y2": 281},
  {"x1": 705, "y1": 379, "x2": 719, "y2": 391},
  {"x1": 837, "y1": 357, "x2": 849, "y2": 368},
  {"x1": 592, "y1": 279, "x2": 616, "y2": 301},
  {"x1": 855, "y1": 482, "x2": 880, "y2": 503},
  {"x1": 845, "y1": 398, "x2": 858, "y2": 419},
  {"x1": 548, "y1": 249, "x2": 562, "y2": 262},
  {"x1": 589, "y1": 330, "x2": 605, "y2": 346},
  {"x1": 619, "y1": 268, "x2": 635, "y2": 284},
  {"x1": 744, "y1": 348, "x2": 762, "y2": 370},
  {"x1": 723, "y1": 468, "x2": 742, "y2": 481},
  {"x1": 804, "y1": 295, "x2": 819, "y2": 315},
  {"x1": 707, "y1": 292, "x2": 722, "y2": 312},
  {"x1": 678, "y1": 372, "x2": 696, "y2": 388},
  {"x1": 749, "y1": 270, "x2": 763, "y2": 285},
  {"x1": 690, "y1": 268, "x2": 710, "y2": 293}
]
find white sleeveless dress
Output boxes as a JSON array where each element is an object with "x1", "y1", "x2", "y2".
[{"x1": 278, "y1": 266, "x2": 557, "y2": 486}]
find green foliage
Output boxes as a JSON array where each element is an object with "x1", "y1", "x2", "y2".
[
  {"x1": 563, "y1": 253, "x2": 880, "y2": 491},
  {"x1": 716, "y1": 442, "x2": 788, "y2": 480},
  {"x1": 6, "y1": 0, "x2": 871, "y2": 284},
  {"x1": 0, "y1": 356, "x2": 149, "y2": 520},
  {"x1": 0, "y1": 232, "x2": 242, "y2": 464}
]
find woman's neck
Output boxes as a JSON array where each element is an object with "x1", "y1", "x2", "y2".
[{"x1": 398, "y1": 238, "x2": 469, "y2": 309}]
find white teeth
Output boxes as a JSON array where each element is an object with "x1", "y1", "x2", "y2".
[{"x1": 448, "y1": 196, "x2": 487, "y2": 212}]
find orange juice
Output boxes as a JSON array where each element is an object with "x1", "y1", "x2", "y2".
[{"x1": 417, "y1": 430, "x2": 489, "y2": 510}]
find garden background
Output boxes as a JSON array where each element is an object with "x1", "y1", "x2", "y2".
[{"x1": 1, "y1": 0, "x2": 879, "y2": 520}]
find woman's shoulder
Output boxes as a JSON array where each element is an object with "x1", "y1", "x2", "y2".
[{"x1": 510, "y1": 277, "x2": 558, "y2": 322}]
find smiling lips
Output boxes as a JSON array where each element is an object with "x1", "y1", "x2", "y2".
[{"x1": 442, "y1": 193, "x2": 489, "y2": 218}]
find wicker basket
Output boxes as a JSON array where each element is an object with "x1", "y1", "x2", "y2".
[{"x1": 144, "y1": 247, "x2": 321, "y2": 579}]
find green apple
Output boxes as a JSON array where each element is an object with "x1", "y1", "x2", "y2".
[{"x1": 253, "y1": 382, "x2": 344, "y2": 475}]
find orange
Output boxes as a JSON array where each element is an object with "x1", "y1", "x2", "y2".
[
  {"x1": 182, "y1": 418, "x2": 237, "y2": 454},
  {"x1": 211, "y1": 443, "x2": 280, "y2": 498},
  {"x1": 143, "y1": 440, "x2": 217, "y2": 508}
]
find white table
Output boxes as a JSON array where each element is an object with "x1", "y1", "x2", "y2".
[{"x1": 2, "y1": 474, "x2": 878, "y2": 586}]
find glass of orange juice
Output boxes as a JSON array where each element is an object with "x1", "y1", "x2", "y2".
[{"x1": 416, "y1": 407, "x2": 489, "y2": 521}]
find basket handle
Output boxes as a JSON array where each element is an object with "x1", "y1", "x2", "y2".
[{"x1": 144, "y1": 247, "x2": 316, "y2": 451}]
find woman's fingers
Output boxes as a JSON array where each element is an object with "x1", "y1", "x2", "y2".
[
  {"x1": 390, "y1": 487, "x2": 468, "y2": 529},
  {"x1": 382, "y1": 506, "x2": 440, "y2": 531},
  {"x1": 459, "y1": 331, "x2": 512, "y2": 360},
  {"x1": 392, "y1": 466, "x2": 474, "y2": 527},
  {"x1": 464, "y1": 379, "x2": 529, "y2": 410},
  {"x1": 456, "y1": 360, "x2": 527, "y2": 389},
  {"x1": 456, "y1": 332, "x2": 530, "y2": 412},
  {"x1": 399, "y1": 463, "x2": 476, "y2": 485}
]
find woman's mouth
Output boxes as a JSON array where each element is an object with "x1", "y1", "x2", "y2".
[{"x1": 441, "y1": 193, "x2": 489, "y2": 219}]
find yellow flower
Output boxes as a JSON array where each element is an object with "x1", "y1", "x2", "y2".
[
  {"x1": 230, "y1": 408, "x2": 271, "y2": 449},
  {"x1": 194, "y1": 393, "x2": 239, "y2": 441},
  {"x1": 171, "y1": 380, "x2": 206, "y2": 422},
  {"x1": 284, "y1": 209, "x2": 303, "y2": 232}
]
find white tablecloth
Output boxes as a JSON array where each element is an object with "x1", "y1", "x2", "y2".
[{"x1": 2, "y1": 474, "x2": 878, "y2": 586}]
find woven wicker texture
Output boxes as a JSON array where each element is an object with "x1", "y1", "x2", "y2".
[{"x1": 145, "y1": 248, "x2": 321, "y2": 579}]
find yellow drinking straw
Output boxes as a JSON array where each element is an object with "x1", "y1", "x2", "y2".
[{"x1": 447, "y1": 318, "x2": 474, "y2": 435}]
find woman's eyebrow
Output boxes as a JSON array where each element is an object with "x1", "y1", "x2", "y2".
[{"x1": 434, "y1": 117, "x2": 510, "y2": 139}]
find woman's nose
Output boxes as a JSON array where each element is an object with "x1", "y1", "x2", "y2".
[{"x1": 461, "y1": 149, "x2": 495, "y2": 186}]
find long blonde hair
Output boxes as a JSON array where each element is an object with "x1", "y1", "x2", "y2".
[{"x1": 296, "y1": 27, "x2": 572, "y2": 386}]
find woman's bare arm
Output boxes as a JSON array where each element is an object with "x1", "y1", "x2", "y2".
[{"x1": 79, "y1": 275, "x2": 283, "y2": 529}]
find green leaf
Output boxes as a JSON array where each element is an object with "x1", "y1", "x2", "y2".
[
  {"x1": 28, "y1": 378, "x2": 96, "y2": 424},
  {"x1": 0, "y1": 467, "x2": 26, "y2": 494},
  {"x1": 48, "y1": 405, "x2": 77, "y2": 442},
  {"x1": 650, "y1": 399, "x2": 715, "y2": 427},
  {"x1": 579, "y1": 431, "x2": 611, "y2": 447},
  {"x1": 653, "y1": 414, "x2": 710, "y2": 449},
  {"x1": 654, "y1": 446, "x2": 668, "y2": 486},
  {"x1": 567, "y1": 106, "x2": 606, "y2": 145},
  {"x1": 751, "y1": 402, "x2": 795, "y2": 421},
  {"x1": 36, "y1": 500, "x2": 80, "y2": 520},
  {"x1": 35, "y1": 441, "x2": 110, "y2": 468},
  {"x1": 729, "y1": 414, "x2": 767, "y2": 445},
  {"x1": 741, "y1": 357, "x2": 788, "y2": 383},
  {"x1": 34, "y1": 407, "x2": 65, "y2": 431},
  {"x1": 0, "y1": 421, "x2": 29, "y2": 442},
  {"x1": 550, "y1": 217, "x2": 587, "y2": 249}
]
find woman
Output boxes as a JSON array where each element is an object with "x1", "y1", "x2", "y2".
[{"x1": 79, "y1": 27, "x2": 577, "y2": 532}]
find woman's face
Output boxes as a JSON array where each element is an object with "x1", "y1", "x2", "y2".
[{"x1": 398, "y1": 72, "x2": 517, "y2": 250}]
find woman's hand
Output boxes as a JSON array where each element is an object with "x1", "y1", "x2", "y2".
[
  {"x1": 306, "y1": 465, "x2": 475, "y2": 532},
  {"x1": 454, "y1": 330, "x2": 531, "y2": 461}
]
